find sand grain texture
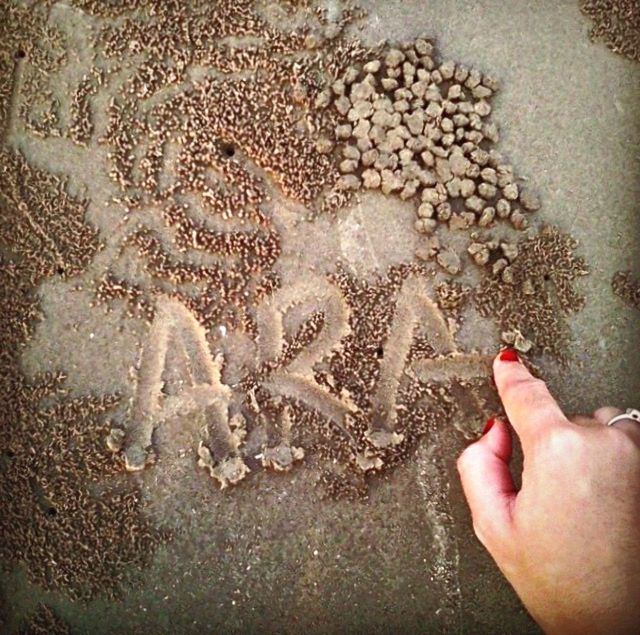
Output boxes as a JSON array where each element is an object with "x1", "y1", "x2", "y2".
[{"x1": 0, "y1": 0, "x2": 639, "y2": 633}]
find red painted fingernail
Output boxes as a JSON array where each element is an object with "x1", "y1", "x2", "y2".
[
  {"x1": 482, "y1": 418, "x2": 496, "y2": 435},
  {"x1": 499, "y1": 348, "x2": 519, "y2": 362}
]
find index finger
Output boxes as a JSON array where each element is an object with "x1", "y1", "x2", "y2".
[{"x1": 493, "y1": 349, "x2": 571, "y2": 448}]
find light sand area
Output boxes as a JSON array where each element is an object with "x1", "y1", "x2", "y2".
[{"x1": 2, "y1": 1, "x2": 639, "y2": 633}]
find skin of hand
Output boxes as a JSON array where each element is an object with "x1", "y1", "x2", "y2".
[{"x1": 457, "y1": 350, "x2": 640, "y2": 635}]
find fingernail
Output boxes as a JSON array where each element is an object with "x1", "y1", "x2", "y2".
[
  {"x1": 482, "y1": 418, "x2": 496, "y2": 435},
  {"x1": 499, "y1": 348, "x2": 519, "y2": 362}
]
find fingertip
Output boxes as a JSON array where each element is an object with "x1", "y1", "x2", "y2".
[
  {"x1": 492, "y1": 349, "x2": 569, "y2": 445},
  {"x1": 493, "y1": 348, "x2": 526, "y2": 382},
  {"x1": 498, "y1": 348, "x2": 520, "y2": 363}
]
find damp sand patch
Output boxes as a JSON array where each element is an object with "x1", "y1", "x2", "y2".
[{"x1": 0, "y1": 0, "x2": 597, "y2": 615}]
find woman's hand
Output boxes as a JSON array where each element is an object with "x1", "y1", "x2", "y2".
[{"x1": 457, "y1": 350, "x2": 640, "y2": 635}]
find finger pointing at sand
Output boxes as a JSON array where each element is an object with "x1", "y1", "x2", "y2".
[
  {"x1": 458, "y1": 349, "x2": 573, "y2": 548},
  {"x1": 492, "y1": 349, "x2": 571, "y2": 447},
  {"x1": 459, "y1": 350, "x2": 640, "y2": 635}
]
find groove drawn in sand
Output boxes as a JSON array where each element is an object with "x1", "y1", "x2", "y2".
[
  {"x1": 368, "y1": 275, "x2": 491, "y2": 449},
  {"x1": 62, "y1": 0, "x2": 374, "y2": 336},
  {"x1": 258, "y1": 404, "x2": 305, "y2": 472},
  {"x1": 256, "y1": 275, "x2": 356, "y2": 429},
  {"x1": 114, "y1": 269, "x2": 491, "y2": 493},
  {"x1": 416, "y1": 442, "x2": 463, "y2": 630},
  {"x1": 115, "y1": 296, "x2": 248, "y2": 487}
]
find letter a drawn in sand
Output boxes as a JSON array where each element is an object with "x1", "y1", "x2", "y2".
[
  {"x1": 114, "y1": 296, "x2": 248, "y2": 486},
  {"x1": 367, "y1": 276, "x2": 491, "y2": 449}
]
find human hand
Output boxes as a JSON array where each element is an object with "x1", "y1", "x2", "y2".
[{"x1": 457, "y1": 350, "x2": 640, "y2": 635}]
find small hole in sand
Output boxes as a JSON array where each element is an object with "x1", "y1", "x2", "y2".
[
  {"x1": 14, "y1": 49, "x2": 26, "y2": 60},
  {"x1": 222, "y1": 144, "x2": 236, "y2": 159},
  {"x1": 376, "y1": 346, "x2": 384, "y2": 359},
  {"x1": 5, "y1": 450, "x2": 15, "y2": 459},
  {"x1": 57, "y1": 266, "x2": 65, "y2": 276},
  {"x1": 543, "y1": 273, "x2": 551, "y2": 282},
  {"x1": 46, "y1": 507, "x2": 58, "y2": 518}
]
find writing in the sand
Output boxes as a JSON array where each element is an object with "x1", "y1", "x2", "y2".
[{"x1": 114, "y1": 274, "x2": 489, "y2": 482}]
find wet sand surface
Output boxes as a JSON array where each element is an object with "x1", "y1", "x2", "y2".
[{"x1": 1, "y1": 1, "x2": 639, "y2": 633}]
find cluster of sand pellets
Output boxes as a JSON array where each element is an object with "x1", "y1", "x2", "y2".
[
  {"x1": 0, "y1": 0, "x2": 596, "y2": 611},
  {"x1": 580, "y1": 0, "x2": 640, "y2": 62},
  {"x1": 0, "y1": 149, "x2": 165, "y2": 599},
  {"x1": 0, "y1": 2, "x2": 69, "y2": 138},
  {"x1": 18, "y1": 604, "x2": 70, "y2": 635},
  {"x1": 0, "y1": 149, "x2": 100, "y2": 284},
  {"x1": 475, "y1": 225, "x2": 589, "y2": 361},
  {"x1": 612, "y1": 270, "x2": 640, "y2": 310},
  {"x1": 321, "y1": 37, "x2": 542, "y2": 268}
]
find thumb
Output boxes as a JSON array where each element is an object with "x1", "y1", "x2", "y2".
[{"x1": 457, "y1": 418, "x2": 516, "y2": 549}]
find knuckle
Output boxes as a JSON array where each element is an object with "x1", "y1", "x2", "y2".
[
  {"x1": 609, "y1": 429, "x2": 640, "y2": 462},
  {"x1": 502, "y1": 375, "x2": 546, "y2": 407},
  {"x1": 457, "y1": 444, "x2": 480, "y2": 474},
  {"x1": 544, "y1": 426, "x2": 585, "y2": 457},
  {"x1": 522, "y1": 377, "x2": 553, "y2": 407},
  {"x1": 526, "y1": 376, "x2": 547, "y2": 392}
]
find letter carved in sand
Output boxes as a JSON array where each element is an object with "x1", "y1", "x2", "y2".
[
  {"x1": 108, "y1": 274, "x2": 490, "y2": 488},
  {"x1": 255, "y1": 274, "x2": 357, "y2": 430},
  {"x1": 367, "y1": 275, "x2": 491, "y2": 450},
  {"x1": 108, "y1": 296, "x2": 249, "y2": 488}
]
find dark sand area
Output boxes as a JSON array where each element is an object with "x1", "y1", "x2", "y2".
[{"x1": 1, "y1": 1, "x2": 639, "y2": 633}]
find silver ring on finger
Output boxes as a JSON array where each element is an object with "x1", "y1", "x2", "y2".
[{"x1": 607, "y1": 408, "x2": 640, "y2": 427}]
